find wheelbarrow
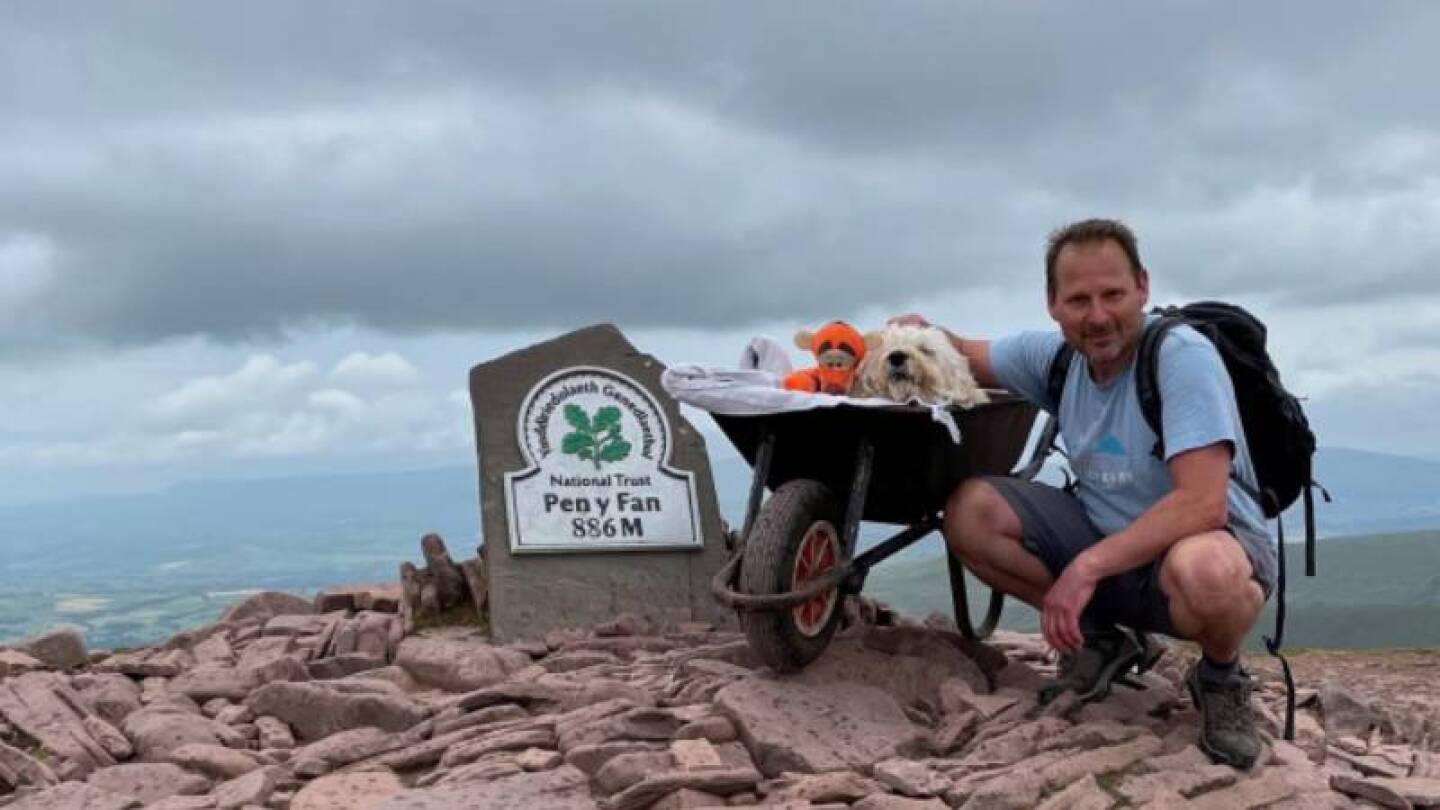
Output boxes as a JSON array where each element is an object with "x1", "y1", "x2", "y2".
[{"x1": 709, "y1": 393, "x2": 1057, "y2": 672}]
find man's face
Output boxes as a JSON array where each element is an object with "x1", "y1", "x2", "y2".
[{"x1": 1046, "y1": 239, "x2": 1150, "y2": 374}]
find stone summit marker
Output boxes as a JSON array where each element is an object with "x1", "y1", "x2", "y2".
[{"x1": 470, "y1": 324, "x2": 731, "y2": 641}]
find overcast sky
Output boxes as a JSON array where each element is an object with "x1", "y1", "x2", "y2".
[{"x1": 2, "y1": 1, "x2": 1438, "y2": 505}]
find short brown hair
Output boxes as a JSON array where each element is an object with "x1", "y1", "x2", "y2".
[{"x1": 1045, "y1": 218, "x2": 1145, "y2": 299}]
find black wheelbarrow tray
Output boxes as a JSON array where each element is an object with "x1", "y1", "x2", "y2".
[{"x1": 709, "y1": 392, "x2": 1056, "y2": 672}]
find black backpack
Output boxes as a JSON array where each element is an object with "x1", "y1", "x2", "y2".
[{"x1": 1046, "y1": 300, "x2": 1327, "y2": 740}]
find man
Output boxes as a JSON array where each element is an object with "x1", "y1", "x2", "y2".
[{"x1": 898, "y1": 218, "x2": 1275, "y2": 769}]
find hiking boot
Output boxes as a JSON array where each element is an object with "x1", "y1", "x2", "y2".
[
  {"x1": 1037, "y1": 626, "x2": 1163, "y2": 706},
  {"x1": 1185, "y1": 662, "x2": 1262, "y2": 770}
]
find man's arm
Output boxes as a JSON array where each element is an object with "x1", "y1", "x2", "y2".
[
  {"x1": 889, "y1": 313, "x2": 1000, "y2": 388},
  {"x1": 1042, "y1": 442, "x2": 1232, "y2": 651},
  {"x1": 943, "y1": 330, "x2": 999, "y2": 389},
  {"x1": 1077, "y1": 442, "x2": 1231, "y2": 576}
]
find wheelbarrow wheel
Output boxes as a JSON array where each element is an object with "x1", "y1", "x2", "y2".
[{"x1": 739, "y1": 479, "x2": 846, "y2": 672}]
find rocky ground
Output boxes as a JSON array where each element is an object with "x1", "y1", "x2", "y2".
[{"x1": 2, "y1": 588, "x2": 1439, "y2": 810}]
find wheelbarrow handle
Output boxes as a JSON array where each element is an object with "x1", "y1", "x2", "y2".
[
  {"x1": 709, "y1": 549, "x2": 854, "y2": 612},
  {"x1": 1014, "y1": 413, "x2": 1061, "y2": 481}
]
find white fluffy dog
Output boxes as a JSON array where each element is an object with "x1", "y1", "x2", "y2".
[{"x1": 851, "y1": 325, "x2": 989, "y2": 407}]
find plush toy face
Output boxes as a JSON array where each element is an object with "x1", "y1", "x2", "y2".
[
  {"x1": 784, "y1": 320, "x2": 866, "y2": 395},
  {"x1": 794, "y1": 321, "x2": 866, "y2": 373}
]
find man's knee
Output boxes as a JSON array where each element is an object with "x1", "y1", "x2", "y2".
[
  {"x1": 944, "y1": 478, "x2": 1020, "y2": 559},
  {"x1": 1161, "y1": 532, "x2": 1263, "y2": 619},
  {"x1": 945, "y1": 478, "x2": 1004, "y2": 539}
]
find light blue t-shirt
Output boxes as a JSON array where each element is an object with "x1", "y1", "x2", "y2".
[{"x1": 990, "y1": 320, "x2": 1274, "y2": 568}]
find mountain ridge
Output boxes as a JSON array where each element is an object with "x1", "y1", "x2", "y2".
[{"x1": 2, "y1": 445, "x2": 1437, "y2": 649}]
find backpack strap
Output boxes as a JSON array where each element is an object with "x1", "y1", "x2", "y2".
[
  {"x1": 1039, "y1": 344, "x2": 1075, "y2": 490},
  {"x1": 1142, "y1": 314, "x2": 1304, "y2": 739},
  {"x1": 1046, "y1": 343, "x2": 1074, "y2": 414},
  {"x1": 1265, "y1": 492, "x2": 1297, "y2": 741},
  {"x1": 1136, "y1": 315, "x2": 1268, "y2": 507},
  {"x1": 1304, "y1": 481, "x2": 1332, "y2": 577},
  {"x1": 1134, "y1": 315, "x2": 1185, "y2": 460}
]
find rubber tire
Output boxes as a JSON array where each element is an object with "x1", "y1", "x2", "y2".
[{"x1": 739, "y1": 479, "x2": 846, "y2": 672}]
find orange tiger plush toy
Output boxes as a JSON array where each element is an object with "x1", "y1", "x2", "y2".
[{"x1": 783, "y1": 320, "x2": 867, "y2": 395}]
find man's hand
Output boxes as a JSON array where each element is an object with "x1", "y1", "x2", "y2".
[
  {"x1": 1042, "y1": 555, "x2": 1101, "y2": 653},
  {"x1": 888, "y1": 313, "x2": 932, "y2": 328}
]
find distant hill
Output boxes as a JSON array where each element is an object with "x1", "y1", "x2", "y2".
[
  {"x1": 710, "y1": 444, "x2": 1440, "y2": 541},
  {"x1": 1281, "y1": 446, "x2": 1440, "y2": 536},
  {"x1": 1, "y1": 443, "x2": 1429, "y2": 583},
  {"x1": 708, "y1": 442, "x2": 1440, "y2": 650},
  {"x1": 0, "y1": 466, "x2": 483, "y2": 647},
  {"x1": 860, "y1": 529, "x2": 1440, "y2": 650},
  {"x1": 0, "y1": 443, "x2": 1437, "y2": 649},
  {"x1": 0, "y1": 466, "x2": 480, "y2": 587}
]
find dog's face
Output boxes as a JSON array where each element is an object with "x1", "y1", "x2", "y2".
[
  {"x1": 853, "y1": 325, "x2": 988, "y2": 407},
  {"x1": 860, "y1": 325, "x2": 955, "y2": 399}
]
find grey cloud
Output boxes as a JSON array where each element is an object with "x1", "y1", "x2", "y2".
[
  {"x1": 1388, "y1": 320, "x2": 1440, "y2": 354},
  {"x1": 14, "y1": 3, "x2": 1425, "y2": 151},
  {"x1": 3, "y1": 1, "x2": 1439, "y2": 349}
]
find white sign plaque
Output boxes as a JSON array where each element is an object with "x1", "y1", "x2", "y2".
[{"x1": 505, "y1": 366, "x2": 703, "y2": 553}]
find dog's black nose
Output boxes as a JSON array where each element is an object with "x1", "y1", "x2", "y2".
[{"x1": 887, "y1": 351, "x2": 906, "y2": 367}]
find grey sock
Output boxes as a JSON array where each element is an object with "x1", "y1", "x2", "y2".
[{"x1": 1199, "y1": 654, "x2": 1239, "y2": 682}]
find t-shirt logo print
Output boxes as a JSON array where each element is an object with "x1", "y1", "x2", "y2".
[
  {"x1": 1077, "y1": 432, "x2": 1135, "y2": 489},
  {"x1": 1094, "y1": 433, "x2": 1126, "y2": 456}
]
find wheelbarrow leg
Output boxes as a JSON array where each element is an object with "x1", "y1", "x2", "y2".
[
  {"x1": 740, "y1": 431, "x2": 775, "y2": 545},
  {"x1": 948, "y1": 545, "x2": 1004, "y2": 641},
  {"x1": 841, "y1": 438, "x2": 874, "y2": 558},
  {"x1": 711, "y1": 431, "x2": 776, "y2": 605}
]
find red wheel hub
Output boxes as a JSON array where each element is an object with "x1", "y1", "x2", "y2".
[{"x1": 791, "y1": 520, "x2": 839, "y2": 637}]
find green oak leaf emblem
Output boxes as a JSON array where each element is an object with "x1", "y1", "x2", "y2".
[{"x1": 561, "y1": 403, "x2": 631, "y2": 469}]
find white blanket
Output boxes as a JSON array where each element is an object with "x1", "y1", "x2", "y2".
[{"x1": 661, "y1": 337, "x2": 964, "y2": 443}]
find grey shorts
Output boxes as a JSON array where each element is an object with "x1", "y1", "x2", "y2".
[{"x1": 984, "y1": 476, "x2": 1276, "y2": 638}]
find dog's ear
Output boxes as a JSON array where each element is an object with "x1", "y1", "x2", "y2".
[
  {"x1": 937, "y1": 350, "x2": 982, "y2": 403},
  {"x1": 794, "y1": 330, "x2": 815, "y2": 352},
  {"x1": 863, "y1": 330, "x2": 884, "y2": 352}
]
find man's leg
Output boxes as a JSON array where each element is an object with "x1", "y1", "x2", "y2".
[
  {"x1": 1158, "y1": 530, "x2": 1267, "y2": 770},
  {"x1": 943, "y1": 478, "x2": 1054, "y2": 608},
  {"x1": 1158, "y1": 531, "x2": 1265, "y2": 662},
  {"x1": 945, "y1": 477, "x2": 1156, "y2": 704}
]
